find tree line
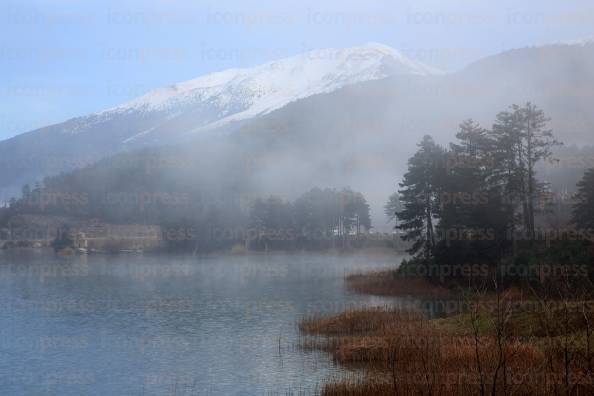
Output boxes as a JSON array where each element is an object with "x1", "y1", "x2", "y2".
[
  {"x1": 392, "y1": 103, "x2": 594, "y2": 284},
  {"x1": 248, "y1": 187, "x2": 371, "y2": 248}
]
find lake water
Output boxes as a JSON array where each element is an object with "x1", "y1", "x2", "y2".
[{"x1": 0, "y1": 250, "x2": 405, "y2": 396}]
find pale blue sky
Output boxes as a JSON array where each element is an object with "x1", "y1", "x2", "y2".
[{"x1": 1, "y1": 0, "x2": 594, "y2": 140}]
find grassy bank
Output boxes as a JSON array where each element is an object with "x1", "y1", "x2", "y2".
[
  {"x1": 345, "y1": 270, "x2": 452, "y2": 297},
  {"x1": 300, "y1": 273, "x2": 594, "y2": 395}
]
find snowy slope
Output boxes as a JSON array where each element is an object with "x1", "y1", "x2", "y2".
[
  {"x1": 0, "y1": 43, "x2": 441, "y2": 199},
  {"x1": 3, "y1": 40, "x2": 594, "y2": 203},
  {"x1": 90, "y1": 43, "x2": 440, "y2": 142}
]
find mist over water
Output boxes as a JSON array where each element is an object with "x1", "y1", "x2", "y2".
[
  {"x1": 1, "y1": 1, "x2": 594, "y2": 395},
  {"x1": 0, "y1": 251, "x2": 405, "y2": 395}
]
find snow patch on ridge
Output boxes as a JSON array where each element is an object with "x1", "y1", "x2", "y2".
[
  {"x1": 64, "y1": 43, "x2": 441, "y2": 141},
  {"x1": 101, "y1": 43, "x2": 439, "y2": 123}
]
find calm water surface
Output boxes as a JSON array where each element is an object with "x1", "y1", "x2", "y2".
[{"x1": 0, "y1": 250, "x2": 405, "y2": 396}]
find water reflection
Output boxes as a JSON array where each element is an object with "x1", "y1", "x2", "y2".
[{"x1": 0, "y1": 250, "x2": 404, "y2": 395}]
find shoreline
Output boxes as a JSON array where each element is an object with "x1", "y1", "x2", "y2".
[
  {"x1": 300, "y1": 270, "x2": 594, "y2": 395},
  {"x1": 0, "y1": 245, "x2": 407, "y2": 258}
]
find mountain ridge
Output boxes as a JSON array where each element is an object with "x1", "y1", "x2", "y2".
[
  {"x1": 2, "y1": 41, "x2": 594, "y2": 202},
  {"x1": 75, "y1": 43, "x2": 439, "y2": 142}
]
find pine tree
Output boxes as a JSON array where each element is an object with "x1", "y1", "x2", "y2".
[
  {"x1": 491, "y1": 106, "x2": 525, "y2": 238},
  {"x1": 520, "y1": 103, "x2": 561, "y2": 240},
  {"x1": 573, "y1": 169, "x2": 594, "y2": 230},
  {"x1": 436, "y1": 120, "x2": 513, "y2": 265},
  {"x1": 351, "y1": 191, "x2": 371, "y2": 235},
  {"x1": 396, "y1": 135, "x2": 446, "y2": 259},
  {"x1": 384, "y1": 192, "x2": 402, "y2": 224},
  {"x1": 490, "y1": 104, "x2": 560, "y2": 243}
]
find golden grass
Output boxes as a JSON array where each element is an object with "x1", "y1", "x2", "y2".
[
  {"x1": 300, "y1": 305, "x2": 594, "y2": 396},
  {"x1": 345, "y1": 271, "x2": 452, "y2": 297},
  {"x1": 300, "y1": 308, "x2": 423, "y2": 336}
]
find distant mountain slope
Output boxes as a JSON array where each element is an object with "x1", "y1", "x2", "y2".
[
  {"x1": 106, "y1": 42, "x2": 438, "y2": 139},
  {"x1": 0, "y1": 43, "x2": 437, "y2": 200},
  {"x1": 1, "y1": 41, "x2": 594, "y2": 204}
]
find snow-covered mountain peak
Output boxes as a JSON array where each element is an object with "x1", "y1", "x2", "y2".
[
  {"x1": 558, "y1": 37, "x2": 594, "y2": 47},
  {"x1": 102, "y1": 43, "x2": 439, "y2": 129}
]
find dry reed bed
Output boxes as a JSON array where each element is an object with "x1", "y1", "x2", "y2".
[
  {"x1": 300, "y1": 303, "x2": 594, "y2": 396},
  {"x1": 345, "y1": 271, "x2": 452, "y2": 297}
]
